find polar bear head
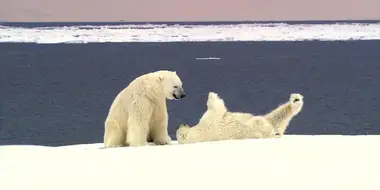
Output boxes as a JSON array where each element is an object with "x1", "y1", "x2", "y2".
[{"x1": 158, "y1": 71, "x2": 186, "y2": 100}]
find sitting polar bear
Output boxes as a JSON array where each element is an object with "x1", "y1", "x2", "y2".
[
  {"x1": 176, "y1": 92, "x2": 303, "y2": 144},
  {"x1": 104, "y1": 70, "x2": 186, "y2": 148}
]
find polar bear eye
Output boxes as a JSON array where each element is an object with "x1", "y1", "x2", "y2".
[{"x1": 173, "y1": 86, "x2": 178, "y2": 89}]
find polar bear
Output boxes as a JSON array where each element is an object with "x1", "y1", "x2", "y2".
[
  {"x1": 104, "y1": 70, "x2": 186, "y2": 148},
  {"x1": 176, "y1": 92, "x2": 303, "y2": 144}
]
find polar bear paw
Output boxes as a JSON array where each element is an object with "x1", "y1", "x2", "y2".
[
  {"x1": 208, "y1": 92, "x2": 219, "y2": 100},
  {"x1": 153, "y1": 136, "x2": 172, "y2": 146},
  {"x1": 290, "y1": 93, "x2": 304, "y2": 113},
  {"x1": 179, "y1": 123, "x2": 191, "y2": 129}
]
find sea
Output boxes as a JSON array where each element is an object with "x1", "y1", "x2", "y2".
[{"x1": 0, "y1": 20, "x2": 379, "y2": 146}]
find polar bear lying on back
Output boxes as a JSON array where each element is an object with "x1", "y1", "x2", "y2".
[{"x1": 176, "y1": 92, "x2": 304, "y2": 144}]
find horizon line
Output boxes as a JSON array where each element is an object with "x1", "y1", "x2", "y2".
[{"x1": 1, "y1": 19, "x2": 380, "y2": 24}]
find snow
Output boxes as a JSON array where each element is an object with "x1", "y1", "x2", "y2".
[
  {"x1": 0, "y1": 135, "x2": 379, "y2": 190},
  {"x1": 1, "y1": 23, "x2": 380, "y2": 43}
]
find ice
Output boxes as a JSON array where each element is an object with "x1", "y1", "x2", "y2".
[{"x1": 0, "y1": 23, "x2": 380, "y2": 43}]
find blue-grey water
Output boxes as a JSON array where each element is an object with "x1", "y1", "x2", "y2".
[{"x1": 0, "y1": 21, "x2": 380, "y2": 146}]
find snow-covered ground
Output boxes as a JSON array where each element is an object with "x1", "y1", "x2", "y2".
[
  {"x1": 0, "y1": 135, "x2": 379, "y2": 190},
  {"x1": 1, "y1": 23, "x2": 380, "y2": 43}
]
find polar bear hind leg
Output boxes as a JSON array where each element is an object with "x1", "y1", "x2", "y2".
[{"x1": 103, "y1": 122, "x2": 127, "y2": 148}]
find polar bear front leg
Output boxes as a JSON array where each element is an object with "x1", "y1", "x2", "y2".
[
  {"x1": 126, "y1": 116, "x2": 149, "y2": 146},
  {"x1": 151, "y1": 107, "x2": 171, "y2": 145}
]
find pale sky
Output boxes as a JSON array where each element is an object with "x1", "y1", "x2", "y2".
[{"x1": 0, "y1": 0, "x2": 379, "y2": 22}]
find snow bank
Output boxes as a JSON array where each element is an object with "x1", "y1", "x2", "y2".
[
  {"x1": 1, "y1": 23, "x2": 380, "y2": 43},
  {"x1": 0, "y1": 135, "x2": 379, "y2": 190}
]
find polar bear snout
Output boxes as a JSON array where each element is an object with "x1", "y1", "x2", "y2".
[{"x1": 173, "y1": 88, "x2": 186, "y2": 99}]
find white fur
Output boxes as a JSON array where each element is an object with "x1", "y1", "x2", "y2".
[
  {"x1": 177, "y1": 92, "x2": 304, "y2": 144},
  {"x1": 104, "y1": 70, "x2": 185, "y2": 148}
]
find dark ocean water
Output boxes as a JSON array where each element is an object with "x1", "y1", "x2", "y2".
[{"x1": 1, "y1": 21, "x2": 380, "y2": 146}]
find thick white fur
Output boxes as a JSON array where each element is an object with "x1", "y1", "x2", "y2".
[
  {"x1": 176, "y1": 92, "x2": 304, "y2": 144},
  {"x1": 104, "y1": 70, "x2": 185, "y2": 148}
]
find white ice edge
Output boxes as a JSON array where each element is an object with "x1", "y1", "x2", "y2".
[
  {"x1": 196, "y1": 57, "x2": 221, "y2": 60},
  {"x1": 0, "y1": 135, "x2": 380, "y2": 190},
  {"x1": 1, "y1": 23, "x2": 380, "y2": 43}
]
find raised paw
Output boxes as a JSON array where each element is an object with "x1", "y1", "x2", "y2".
[
  {"x1": 208, "y1": 92, "x2": 219, "y2": 100},
  {"x1": 289, "y1": 93, "x2": 304, "y2": 114},
  {"x1": 290, "y1": 93, "x2": 303, "y2": 104}
]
